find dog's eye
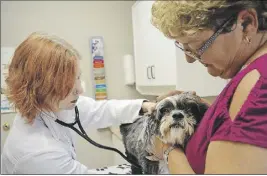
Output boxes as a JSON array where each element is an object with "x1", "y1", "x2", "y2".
[{"x1": 160, "y1": 108, "x2": 170, "y2": 114}]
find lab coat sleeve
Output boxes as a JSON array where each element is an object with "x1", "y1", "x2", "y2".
[
  {"x1": 76, "y1": 96, "x2": 145, "y2": 129},
  {"x1": 13, "y1": 149, "x2": 98, "y2": 174}
]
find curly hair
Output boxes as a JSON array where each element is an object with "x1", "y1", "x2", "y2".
[
  {"x1": 151, "y1": 0, "x2": 267, "y2": 38},
  {"x1": 5, "y1": 32, "x2": 81, "y2": 123}
]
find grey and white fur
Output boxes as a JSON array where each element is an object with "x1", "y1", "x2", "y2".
[{"x1": 120, "y1": 92, "x2": 209, "y2": 174}]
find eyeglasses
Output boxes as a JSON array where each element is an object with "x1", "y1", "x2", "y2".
[{"x1": 175, "y1": 16, "x2": 235, "y2": 61}]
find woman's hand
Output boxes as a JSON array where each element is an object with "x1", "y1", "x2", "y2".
[
  {"x1": 150, "y1": 136, "x2": 195, "y2": 174},
  {"x1": 156, "y1": 90, "x2": 187, "y2": 102},
  {"x1": 148, "y1": 136, "x2": 170, "y2": 160},
  {"x1": 141, "y1": 101, "x2": 156, "y2": 114}
]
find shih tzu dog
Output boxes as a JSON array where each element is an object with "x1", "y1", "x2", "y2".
[{"x1": 120, "y1": 92, "x2": 209, "y2": 174}]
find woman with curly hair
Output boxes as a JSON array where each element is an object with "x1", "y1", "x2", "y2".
[{"x1": 150, "y1": 0, "x2": 267, "y2": 174}]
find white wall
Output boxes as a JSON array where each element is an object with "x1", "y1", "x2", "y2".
[{"x1": 1, "y1": 1, "x2": 155, "y2": 169}]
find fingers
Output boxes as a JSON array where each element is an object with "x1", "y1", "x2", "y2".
[
  {"x1": 188, "y1": 91, "x2": 196, "y2": 95},
  {"x1": 147, "y1": 105, "x2": 156, "y2": 114},
  {"x1": 142, "y1": 102, "x2": 157, "y2": 114},
  {"x1": 156, "y1": 90, "x2": 183, "y2": 102},
  {"x1": 200, "y1": 98, "x2": 211, "y2": 106},
  {"x1": 156, "y1": 90, "x2": 199, "y2": 102}
]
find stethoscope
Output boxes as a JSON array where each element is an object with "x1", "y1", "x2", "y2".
[{"x1": 55, "y1": 106, "x2": 142, "y2": 169}]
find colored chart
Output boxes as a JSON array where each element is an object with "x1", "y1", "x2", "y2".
[{"x1": 91, "y1": 37, "x2": 107, "y2": 100}]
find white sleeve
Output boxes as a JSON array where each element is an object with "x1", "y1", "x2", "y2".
[
  {"x1": 76, "y1": 96, "x2": 145, "y2": 129},
  {"x1": 14, "y1": 149, "x2": 96, "y2": 174}
]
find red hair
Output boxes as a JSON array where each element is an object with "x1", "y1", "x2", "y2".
[{"x1": 5, "y1": 32, "x2": 80, "y2": 123}]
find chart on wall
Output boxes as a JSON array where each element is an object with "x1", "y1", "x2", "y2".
[
  {"x1": 1, "y1": 47, "x2": 16, "y2": 113},
  {"x1": 90, "y1": 37, "x2": 107, "y2": 100}
]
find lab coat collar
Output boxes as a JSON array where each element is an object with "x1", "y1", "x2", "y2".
[{"x1": 38, "y1": 110, "x2": 77, "y2": 159}]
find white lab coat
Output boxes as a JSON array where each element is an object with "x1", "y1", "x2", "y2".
[{"x1": 1, "y1": 96, "x2": 145, "y2": 174}]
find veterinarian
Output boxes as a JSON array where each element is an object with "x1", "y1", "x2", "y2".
[
  {"x1": 150, "y1": 0, "x2": 267, "y2": 174},
  {"x1": 1, "y1": 32, "x2": 156, "y2": 174}
]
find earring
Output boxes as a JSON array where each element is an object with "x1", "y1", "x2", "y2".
[
  {"x1": 244, "y1": 35, "x2": 252, "y2": 44},
  {"x1": 73, "y1": 90, "x2": 78, "y2": 95}
]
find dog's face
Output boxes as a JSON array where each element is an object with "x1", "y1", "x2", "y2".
[{"x1": 152, "y1": 92, "x2": 208, "y2": 146}]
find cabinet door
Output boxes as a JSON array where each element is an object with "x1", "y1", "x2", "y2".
[
  {"x1": 147, "y1": 30, "x2": 177, "y2": 86},
  {"x1": 132, "y1": 1, "x2": 154, "y2": 86},
  {"x1": 132, "y1": 0, "x2": 176, "y2": 87}
]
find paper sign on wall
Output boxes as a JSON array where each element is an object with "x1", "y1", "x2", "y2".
[
  {"x1": 90, "y1": 37, "x2": 107, "y2": 100},
  {"x1": 1, "y1": 47, "x2": 16, "y2": 113}
]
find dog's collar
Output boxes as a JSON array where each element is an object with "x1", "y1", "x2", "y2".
[{"x1": 163, "y1": 146, "x2": 176, "y2": 165}]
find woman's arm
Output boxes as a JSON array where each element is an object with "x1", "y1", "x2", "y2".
[
  {"x1": 166, "y1": 147, "x2": 195, "y2": 174},
  {"x1": 161, "y1": 140, "x2": 267, "y2": 174},
  {"x1": 76, "y1": 96, "x2": 155, "y2": 129},
  {"x1": 153, "y1": 138, "x2": 196, "y2": 174},
  {"x1": 205, "y1": 141, "x2": 267, "y2": 174}
]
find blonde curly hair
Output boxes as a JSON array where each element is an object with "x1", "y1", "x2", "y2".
[{"x1": 151, "y1": 0, "x2": 267, "y2": 39}]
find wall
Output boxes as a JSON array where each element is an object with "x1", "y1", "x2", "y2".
[
  {"x1": 1, "y1": 0, "x2": 155, "y2": 169},
  {"x1": 203, "y1": 96, "x2": 217, "y2": 104}
]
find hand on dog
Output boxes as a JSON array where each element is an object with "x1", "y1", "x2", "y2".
[
  {"x1": 156, "y1": 90, "x2": 211, "y2": 106},
  {"x1": 156, "y1": 90, "x2": 189, "y2": 102},
  {"x1": 141, "y1": 101, "x2": 156, "y2": 114},
  {"x1": 146, "y1": 136, "x2": 170, "y2": 161}
]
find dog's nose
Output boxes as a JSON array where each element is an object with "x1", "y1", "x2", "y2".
[{"x1": 172, "y1": 112, "x2": 184, "y2": 120}]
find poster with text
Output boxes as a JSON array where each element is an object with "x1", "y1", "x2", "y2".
[{"x1": 1, "y1": 47, "x2": 16, "y2": 113}]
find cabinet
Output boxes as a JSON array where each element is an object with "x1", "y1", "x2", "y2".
[
  {"x1": 132, "y1": 1, "x2": 176, "y2": 89},
  {"x1": 132, "y1": 1, "x2": 227, "y2": 97}
]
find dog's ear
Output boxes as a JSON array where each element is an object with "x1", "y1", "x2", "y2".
[
  {"x1": 198, "y1": 102, "x2": 209, "y2": 117},
  {"x1": 146, "y1": 108, "x2": 162, "y2": 123},
  {"x1": 150, "y1": 107, "x2": 164, "y2": 121},
  {"x1": 187, "y1": 100, "x2": 200, "y2": 113},
  {"x1": 192, "y1": 102, "x2": 209, "y2": 124},
  {"x1": 187, "y1": 101, "x2": 208, "y2": 117},
  {"x1": 119, "y1": 123, "x2": 132, "y2": 136},
  {"x1": 150, "y1": 108, "x2": 158, "y2": 118}
]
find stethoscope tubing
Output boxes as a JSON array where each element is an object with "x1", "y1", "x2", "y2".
[{"x1": 55, "y1": 106, "x2": 142, "y2": 169}]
